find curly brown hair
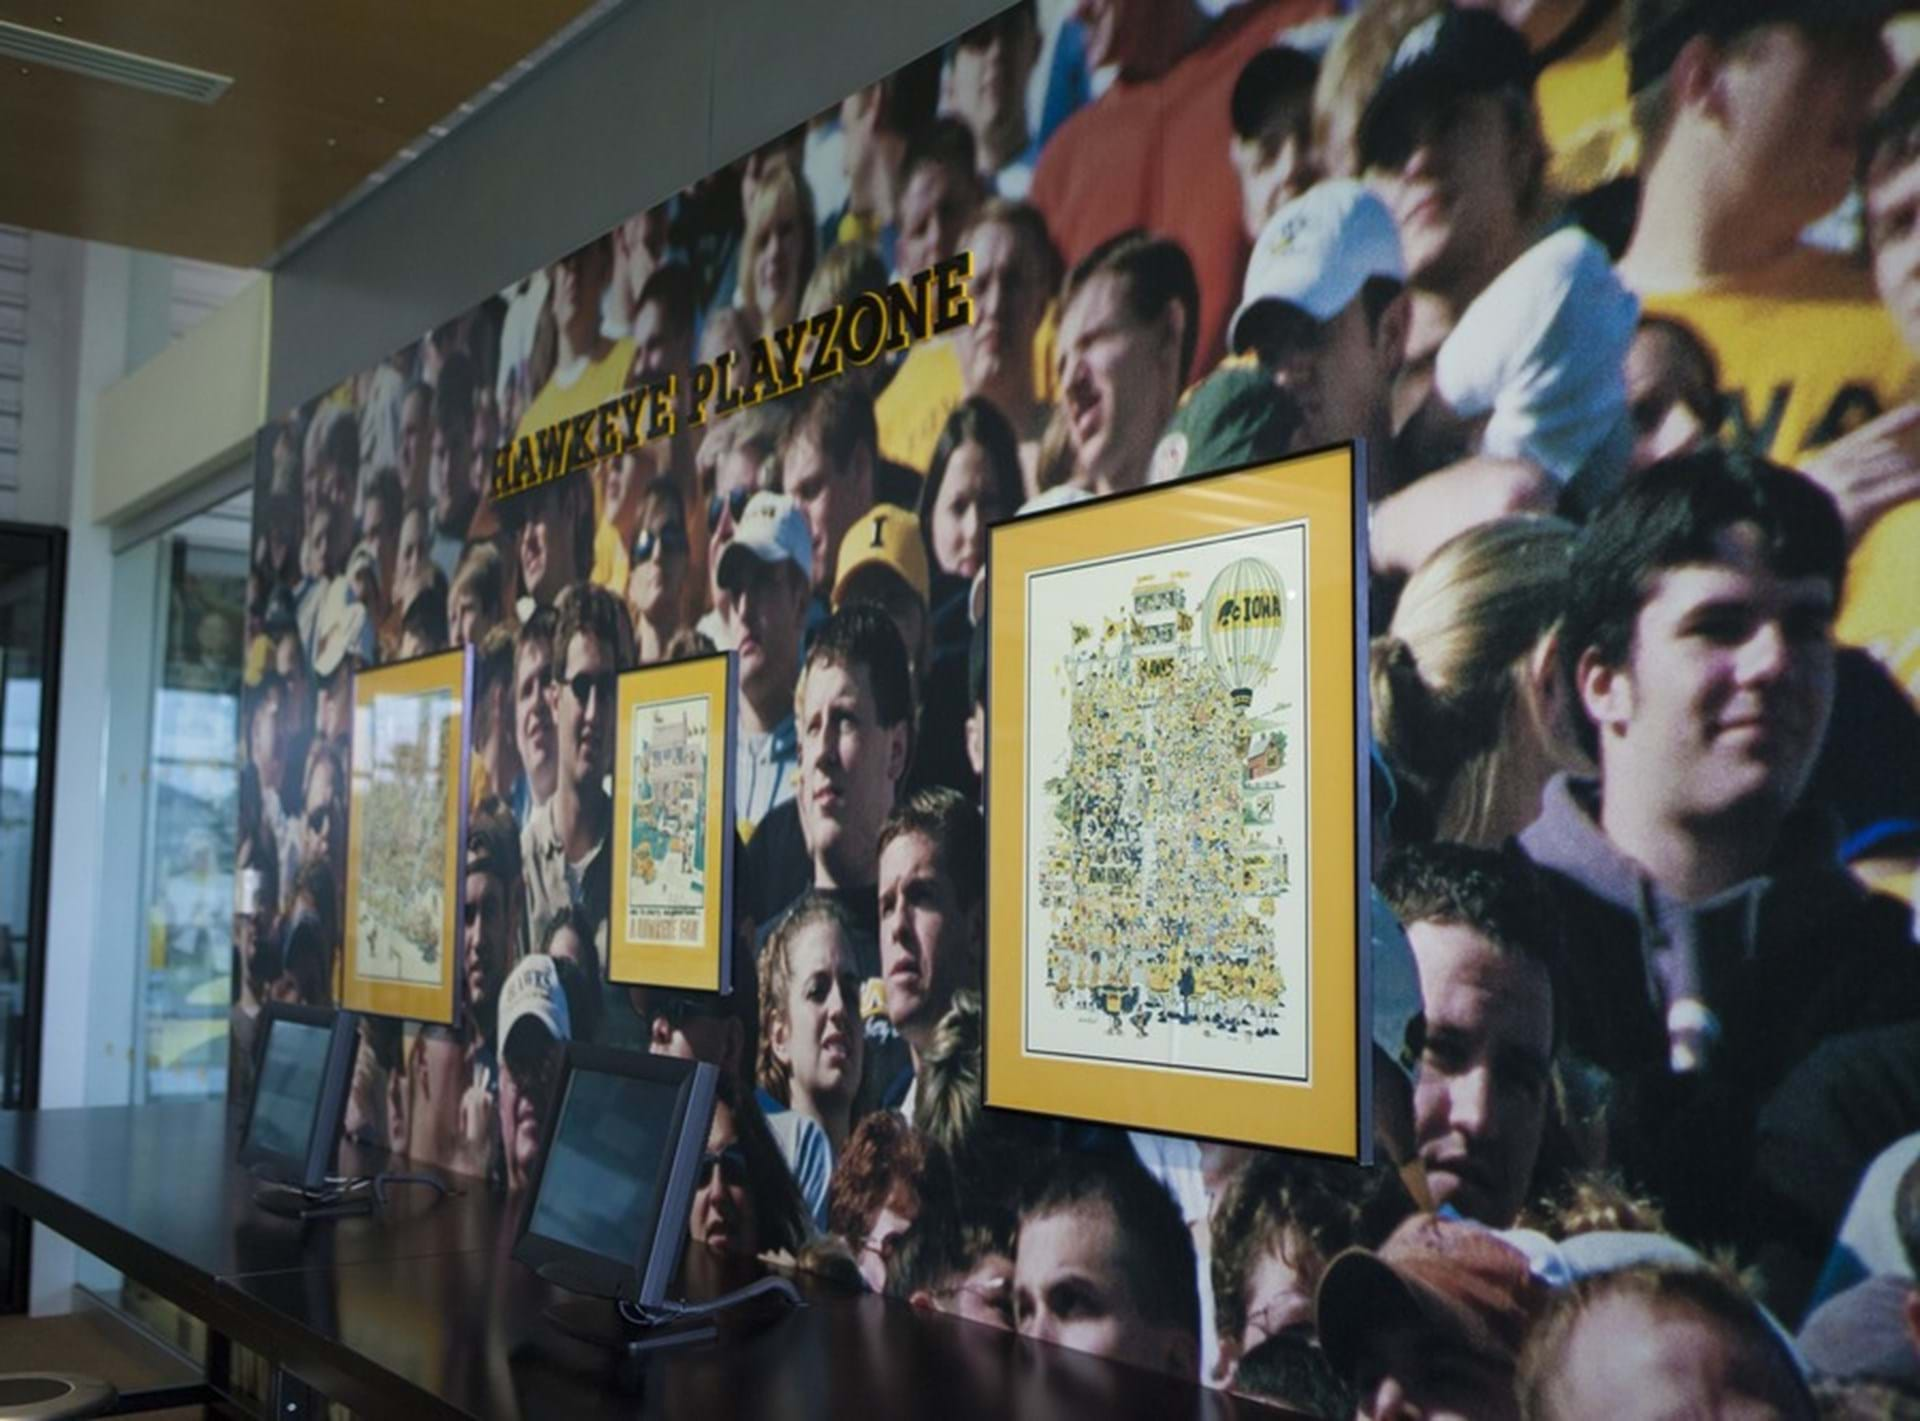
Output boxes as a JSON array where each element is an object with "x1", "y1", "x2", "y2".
[{"x1": 826, "y1": 1111, "x2": 953, "y2": 1251}]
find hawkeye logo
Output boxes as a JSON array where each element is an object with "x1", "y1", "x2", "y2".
[{"x1": 1214, "y1": 593, "x2": 1285, "y2": 628}]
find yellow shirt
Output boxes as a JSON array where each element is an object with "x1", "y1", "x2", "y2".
[
  {"x1": 1641, "y1": 248, "x2": 1920, "y2": 708},
  {"x1": 1635, "y1": 248, "x2": 1917, "y2": 465},
  {"x1": 1838, "y1": 503, "x2": 1920, "y2": 708},
  {"x1": 1535, "y1": 2, "x2": 1636, "y2": 195},
  {"x1": 875, "y1": 338, "x2": 965, "y2": 476},
  {"x1": 590, "y1": 520, "x2": 630, "y2": 596},
  {"x1": 512, "y1": 339, "x2": 637, "y2": 453}
]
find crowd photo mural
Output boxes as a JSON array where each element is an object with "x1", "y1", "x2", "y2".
[{"x1": 233, "y1": 0, "x2": 1920, "y2": 1412}]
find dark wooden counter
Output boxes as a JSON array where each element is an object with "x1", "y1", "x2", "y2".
[{"x1": 0, "y1": 1104, "x2": 1285, "y2": 1420}]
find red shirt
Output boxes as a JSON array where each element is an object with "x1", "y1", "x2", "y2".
[{"x1": 1031, "y1": 0, "x2": 1329, "y2": 381}]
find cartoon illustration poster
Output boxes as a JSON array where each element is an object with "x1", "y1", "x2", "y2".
[
  {"x1": 622, "y1": 695, "x2": 711, "y2": 950},
  {"x1": 342, "y1": 646, "x2": 471, "y2": 1025},
  {"x1": 1023, "y1": 520, "x2": 1311, "y2": 1085}
]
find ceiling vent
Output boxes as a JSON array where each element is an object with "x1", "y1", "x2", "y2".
[{"x1": 0, "y1": 21, "x2": 232, "y2": 103}]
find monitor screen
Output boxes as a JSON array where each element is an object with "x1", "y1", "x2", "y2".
[
  {"x1": 249, "y1": 1016, "x2": 333, "y2": 1162},
  {"x1": 528, "y1": 1066, "x2": 683, "y2": 1268}
]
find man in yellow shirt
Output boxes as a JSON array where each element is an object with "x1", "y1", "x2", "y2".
[
  {"x1": 1617, "y1": 0, "x2": 1909, "y2": 471},
  {"x1": 1839, "y1": 67, "x2": 1920, "y2": 711},
  {"x1": 512, "y1": 234, "x2": 636, "y2": 455}
]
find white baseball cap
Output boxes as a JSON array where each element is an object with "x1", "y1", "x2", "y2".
[
  {"x1": 499, "y1": 953, "x2": 571, "y2": 1048},
  {"x1": 1229, "y1": 180, "x2": 1405, "y2": 351},
  {"x1": 716, "y1": 489, "x2": 813, "y2": 589}
]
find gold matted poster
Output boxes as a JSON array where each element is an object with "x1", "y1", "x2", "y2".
[
  {"x1": 608, "y1": 652, "x2": 736, "y2": 993},
  {"x1": 342, "y1": 647, "x2": 472, "y2": 1024},
  {"x1": 985, "y1": 447, "x2": 1368, "y2": 1158}
]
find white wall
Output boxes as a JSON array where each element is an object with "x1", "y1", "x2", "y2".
[
  {"x1": 267, "y1": 0, "x2": 1006, "y2": 411},
  {"x1": 19, "y1": 238, "x2": 195, "y2": 1311}
]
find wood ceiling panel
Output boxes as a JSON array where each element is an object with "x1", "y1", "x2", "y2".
[{"x1": 0, "y1": 0, "x2": 601, "y2": 265}]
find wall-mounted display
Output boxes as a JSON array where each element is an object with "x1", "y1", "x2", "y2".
[
  {"x1": 608, "y1": 652, "x2": 736, "y2": 994},
  {"x1": 985, "y1": 447, "x2": 1368, "y2": 1158},
  {"x1": 342, "y1": 648, "x2": 473, "y2": 1024}
]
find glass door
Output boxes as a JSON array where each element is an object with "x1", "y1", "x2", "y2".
[
  {"x1": 133, "y1": 509, "x2": 248, "y2": 1101},
  {"x1": 0, "y1": 522, "x2": 65, "y2": 1311}
]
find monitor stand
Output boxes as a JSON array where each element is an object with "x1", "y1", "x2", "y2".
[
  {"x1": 543, "y1": 1276, "x2": 804, "y2": 1359},
  {"x1": 250, "y1": 1177, "x2": 374, "y2": 1220}
]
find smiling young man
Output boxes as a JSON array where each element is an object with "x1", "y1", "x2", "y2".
[
  {"x1": 1380, "y1": 842, "x2": 1562, "y2": 1230},
  {"x1": 875, "y1": 788, "x2": 985, "y2": 1116},
  {"x1": 1358, "y1": 8, "x2": 1551, "y2": 445},
  {"x1": 1519, "y1": 450, "x2": 1920, "y2": 1242}
]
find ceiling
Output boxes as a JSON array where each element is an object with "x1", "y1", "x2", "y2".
[{"x1": 0, "y1": 0, "x2": 605, "y2": 267}]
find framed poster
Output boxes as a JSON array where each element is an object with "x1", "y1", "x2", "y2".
[
  {"x1": 608, "y1": 651, "x2": 737, "y2": 993},
  {"x1": 342, "y1": 647, "x2": 473, "y2": 1024},
  {"x1": 984, "y1": 447, "x2": 1369, "y2": 1159}
]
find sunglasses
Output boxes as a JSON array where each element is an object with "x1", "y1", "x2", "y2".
[
  {"x1": 650, "y1": 994, "x2": 723, "y2": 1029},
  {"x1": 697, "y1": 1142, "x2": 750, "y2": 1188},
  {"x1": 552, "y1": 670, "x2": 616, "y2": 707},
  {"x1": 631, "y1": 520, "x2": 689, "y2": 566},
  {"x1": 306, "y1": 806, "x2": 331, "y2": 833},
  {"x1": 707, "y1": 487, "x2": 753, "y2": 529}
]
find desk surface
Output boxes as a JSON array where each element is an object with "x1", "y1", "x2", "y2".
[
  {"x1": 0, "y1": 1103, "x2": 501, "y2": 1329},
  {"x1": 0, "y1": 1104, "x2": 1279, "y2": 1421}
]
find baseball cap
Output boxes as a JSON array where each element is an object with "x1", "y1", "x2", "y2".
[
  {"x1": 1358, "y1": 10, "x2": 1535, "y2": 172},
  {"x1": 1316, "y1": 1214, "x2": 1550, "y2": 1381},
  {"x1": 716, "y1": 490, "x2": 812, "y2": 590},
  {"x1": 311, "y1": 574, "x2": 371, "y2": 679},
  {"x1": 1629, "y1": 0, "x2": 1915, "y2": 95},
  {"x1": 833, "y1": 504, "x2": 931, "y2": 608},
  {"x1": 1232, "y1": 181, "x2": 1405, "y2": 352},
  {"x1": 1149, "y1": 365, "x2": 1302, "y2": 484},
  {"x1": 499, "y1": 953, "x2": 571, "y2": 1051}
]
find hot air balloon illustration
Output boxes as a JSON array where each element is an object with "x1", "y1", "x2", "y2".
[{"x1": 1203, "y1": 556, "x2": 1286, "y2": 708}]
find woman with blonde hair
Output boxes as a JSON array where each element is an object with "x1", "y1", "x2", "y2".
[
  {"x1": 1370, "y1": 515, "x2": 1587, "y2": 847},
  {"x1": 736, "y1": 159, "x2": 816, "y2": 339},
  {"x1": 757, "y1": 893, "x2": 864, "y2": 1161}
]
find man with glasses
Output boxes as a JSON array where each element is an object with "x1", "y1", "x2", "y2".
[
  {"x1": 509, "y1": 474, "x2": 592, "y2": 613},
  {"x1": 896, "y1": 1199, "x2": 1017, "y2": 1331},
  {"x1": 520, "y1": 582, "x2": 620, "y2": 965},
  {"x1": 623, "y1": 477, "x2": 693, "y2": 665},
  {"x1": 718, "y1": 491, "x2": 813, "y2": 835}
]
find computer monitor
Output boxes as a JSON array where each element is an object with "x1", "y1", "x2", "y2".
[
  {"x1": 514, "y1": 1044, "x2": 718, "y2": 1308},
  {"x1": 238, "y1": 1003, "x2": 358, "y2": 1192}
]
